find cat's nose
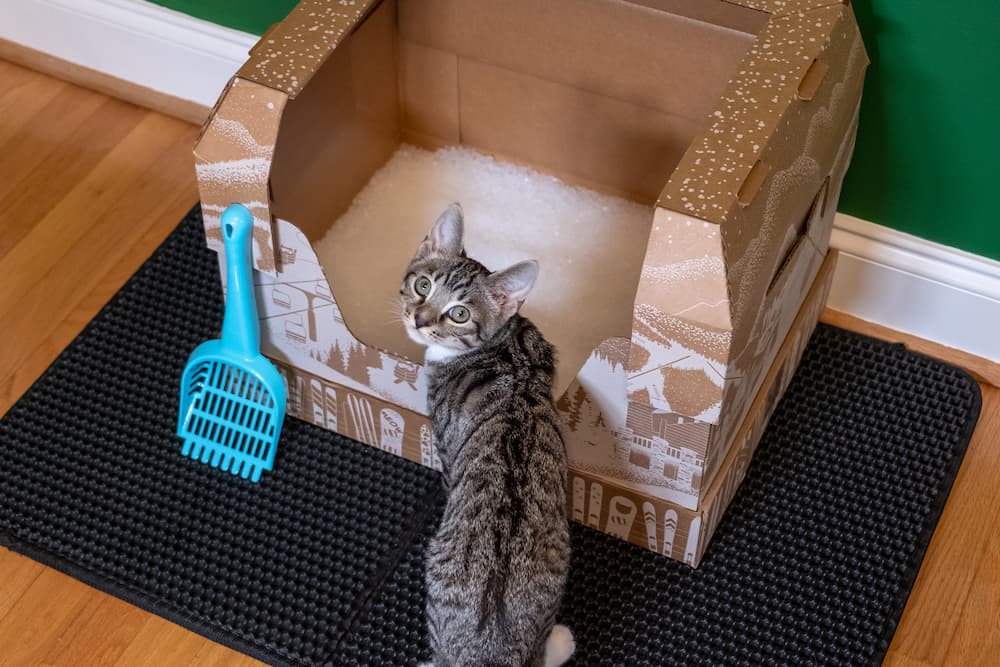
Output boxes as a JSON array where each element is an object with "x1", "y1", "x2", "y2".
[{"x1": 414, "y1": 311, "x2": 434, "y2": 329}]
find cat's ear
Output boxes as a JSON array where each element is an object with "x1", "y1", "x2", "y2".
[
  {"x1": 416, "y1": 203, "x2": 464, "y2": 260},
  {"x1": 489, "y1": 260, "x2": 539, "y2": 318}
]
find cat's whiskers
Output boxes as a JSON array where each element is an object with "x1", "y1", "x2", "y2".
[{"x1": 382, "y1": 295, "x2": 408, "y2": 327}]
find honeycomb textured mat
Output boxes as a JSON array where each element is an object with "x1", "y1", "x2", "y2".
[{"x1": 0, "y1": 207, "x2": 981, "y2": 666}]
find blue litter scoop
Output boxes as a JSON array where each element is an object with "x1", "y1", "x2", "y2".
[{"x1": 177, "y1": 203, "x2": 286, "y2": 482}]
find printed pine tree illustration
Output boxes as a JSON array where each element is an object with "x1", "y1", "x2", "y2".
[
  {"x1": 344, "y1": 342, "x2": 384, "y2": 384},
  {"x1": 594, "y1": 338, "x2": 630, "y2": 369},
  {"x1": 326, "y1": 341, "x2": 347, "y2": 373},
  {"x1": 570, "y1": 390, "x2": 605, "y2": 444},
  {"x1": 558, "y1": 385, "x2": 588, "y2": 432},
  {"x1": 345, "y1": 343, "x2": 370, "y2": 383},
  {"x1": 360, "y1": 343, "x2": 384, "y2": 374}
]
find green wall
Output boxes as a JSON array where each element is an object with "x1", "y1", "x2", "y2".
[
  {"x1": 843, "y1": 2, "x2": 999, "y2": 260},
  {"x1": 149, "y1": 0, "x2": 296, "y2": 36},
  {"x1": 151, "y1": 0, "x2": 1000, "y2": 260}
]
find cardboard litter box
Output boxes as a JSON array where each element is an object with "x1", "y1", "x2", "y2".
[{"x1": 193, "y1": 0, "x2": 867, "y2": 564}]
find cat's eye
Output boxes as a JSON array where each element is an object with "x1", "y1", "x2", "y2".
[
  {"x1": 447, "y1": 306, "x2": 470, "y2": 323},
  {"x1": 414, "y1": 277, "x2": 432, "y2": 296}
]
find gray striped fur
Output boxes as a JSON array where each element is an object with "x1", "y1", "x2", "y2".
[{"x1": 402, "y1": 205, "x2": 574, "y2": 667}]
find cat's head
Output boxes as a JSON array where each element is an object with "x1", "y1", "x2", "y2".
[{"x1": 401, "y1": 203, "x2": 538, "y2": 356}]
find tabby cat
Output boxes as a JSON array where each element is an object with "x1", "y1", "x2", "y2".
[{"x1": 401, "y1": 204, "x2": 575, "y2": 667}]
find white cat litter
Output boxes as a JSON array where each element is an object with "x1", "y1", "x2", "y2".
[{"x1": 315, "y1": 144, "x2": 654, "y2": 395}]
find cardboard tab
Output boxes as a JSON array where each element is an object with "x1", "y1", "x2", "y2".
[
  {"x1": 737, "y1": 160, "x2": 770, "y2": 207},
  {"x1": 797, "y1": 58, "x2": 831, "y2": 101}
]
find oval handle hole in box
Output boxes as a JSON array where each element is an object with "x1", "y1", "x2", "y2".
[{"x1": 767, "y1": 176, "x2": 830, "y2": 295}]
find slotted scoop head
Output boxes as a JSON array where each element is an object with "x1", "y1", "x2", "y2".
[{"x1": 177, "y1": 204, "x2": 286, "y2": 482}]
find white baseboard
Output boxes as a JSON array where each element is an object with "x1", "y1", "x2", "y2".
[
  {"x1": 5, "y1": 1, "x2": 998, "y2": 363},
  {"x1": 0, "y1": 0, "x2": 255, "y2": 107},
  {"x1": 830, "y1": 213, "x2": 1000, "y2": 363}
]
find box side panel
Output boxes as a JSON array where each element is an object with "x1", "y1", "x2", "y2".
[
  {"x1": 456, "y1": 59, "x2": 699, "y2": 203},
  {"x1": 271, "y1": 361, "x2": 442, "y2": 471},
  {"x1": 399, "y1": 41, "x2": 460, "y2": 146},
  {"x1": 700, "y1": 91, "x2": 863, "y2": 487},
  {"x1": 560, "y1": 337, "x2": 710, "y2": 511},
  {"x1": 237, "y1": 0, "x2": 380, "y2": 98},
  {"x1": 693, "y1": 250, "x2": 836, "y2": 567},
  {"x1": 399, "y1": 0, "x2": 757, "y2": 122},
  {"x1": 195, "y1": 79, "x2": 287, "y2": 274},
  {"x1": 269, "y1": 0, "x2": 400, "y2": 241},
  {"x1": 638, "y1": 3, "x2": 864, "y2": 455},
  {"x1": 566, "y1": 471, "x2": 704, "y2": 565},
  {"x1": 627, "y1": 207, "x2": 732, "y2": 418},
  {"x1": 717, "y1": 7, "x2": 866, "y2": 358},
  {"x1": 699, "y1": 10, "x2": 866, "y2": 484}
]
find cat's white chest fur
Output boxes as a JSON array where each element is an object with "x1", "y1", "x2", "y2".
[{"x1": 424, "y1": 345, "x2": 461, "y2": 364}]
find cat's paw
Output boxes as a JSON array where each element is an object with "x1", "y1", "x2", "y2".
[{"x1": 544, "y1": 624, "x2": 575, "y2": 667}]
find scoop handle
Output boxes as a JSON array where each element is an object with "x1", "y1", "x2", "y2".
[{"x1": 220, "y1": 204, "x2": 261, "y2": 356}]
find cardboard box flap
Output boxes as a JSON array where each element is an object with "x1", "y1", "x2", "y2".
[
  {"x1": 658, "y1": 4, "x2": 849, "y2": 223},
  {"x1": 717, "y1": 4, "x2": 867, "y2": 389},
  {"x1": 193, "y1": 78, "x2": 288, "y2": 274},
  {"x1": 237, "y1": 0, "x2": 379, "y2": 99}
]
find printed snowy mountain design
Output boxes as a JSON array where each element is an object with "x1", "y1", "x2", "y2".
[
  {"x1": 193, "y1": 78, "x2": 287, "y2": 273},
  {"x1": 627, "y1": 303, "x2": 730, "y2": 420},
  {"x1": 591, "y1": 337, "x2": 631, "y2": 369},
  {"x1": 637, "y1": 256, "x2": 731, "y2": 325}
]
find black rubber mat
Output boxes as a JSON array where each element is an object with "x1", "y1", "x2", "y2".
[{"x1": 0, "y1": 207, "x2": 981, "y2": 666}]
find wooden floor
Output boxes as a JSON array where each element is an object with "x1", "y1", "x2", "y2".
[{"x1": 0, "y1": 62, "x2": 997, "y2": 666}]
